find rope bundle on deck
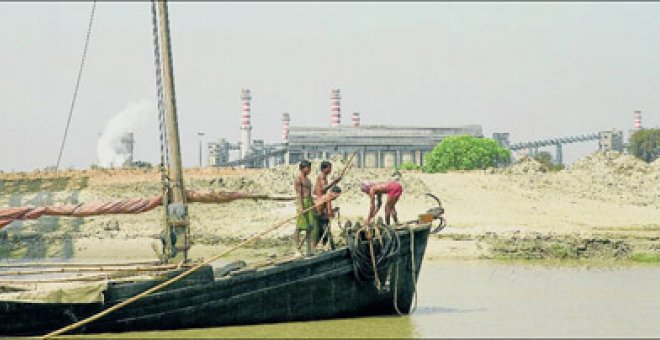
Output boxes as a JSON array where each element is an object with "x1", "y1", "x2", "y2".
[{"x1": 346, "y1": 224, "x2": 401, "y2": 285}]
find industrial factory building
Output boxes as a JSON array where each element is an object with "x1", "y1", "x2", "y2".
[
  {"x1": 207, "y1": 89, "x2": 483, "y2": 168},
  {"x1": 285, "y1": 125, "x2": 483, "y2": 168},
  {"x1": 206, "y1": 89, "x2": 644, "y2": 169}
]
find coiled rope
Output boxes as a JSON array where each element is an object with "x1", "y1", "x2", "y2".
[{"x1": 346, "y1": 224, "x2": 400, "y2": 286}]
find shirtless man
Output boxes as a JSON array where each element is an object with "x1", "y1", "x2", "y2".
[
  {"x1": 294, "y1": 160, "x2": 315, "y2": 256},
  {"x1": 360, "y1": 180, "x2": 403, "y2": 226},
  {"x1": 314, "y1": 161, "x2": 342, "y2": 249}
]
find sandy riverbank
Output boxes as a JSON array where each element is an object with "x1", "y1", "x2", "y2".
[{"x1": 1, "y1": 151, "x2": 659, "y2": 264}]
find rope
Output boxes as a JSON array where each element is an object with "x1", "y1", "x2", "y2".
[
  {"x1": 150, "y1": 0, "x2": 171, "y2": 261},
  {"x1": 368, "y1": 230, "x2": 381, "y2": 290},
  {"x1": 0, "y1": 191, "x2": 295, "y2": 229},
  {"x1": 150, "y1": 0, "x2": 169, "y2": 171},
  {"x1": 55, "y1": 1, "x2": 97, "y2": 171},
  {"x1": 393, "y1": 258, "x2": 402, "y2": 315},
  {"x1": 409, "y1": 225, "x2": 418, "y2": 313},
  {"x1": 346, "y1": 224, "x2": 400, "y2": 286},
  {"x1": 41, "y1": 193, "x2": 339, "y2": 339},
  {"x1": 391, "y1": 226, "x2": 418, "y2": 314}
]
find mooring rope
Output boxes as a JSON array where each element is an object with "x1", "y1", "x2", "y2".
[
  {"x1": 392, "y1": 226, "x2": 419, "y2": 315},
  {"x1": 393, "y1": 258, "x2": 403, "y2": 315},
  {"x1": 409, "y1": 226, "x2": 418, "y2": 313}
]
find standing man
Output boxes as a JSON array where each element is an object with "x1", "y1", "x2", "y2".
[
  {"x1": 314, "y1": 161, "x2": 342, "y2": 249},
  {"x1": 294, "y1": 160, "x2": 316, "y2": 256},
  {"x1": 360, "y1": 180, "x2": 403, "y2": 226}
]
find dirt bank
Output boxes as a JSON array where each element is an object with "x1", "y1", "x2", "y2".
[{"x1": 1, "y1": 151, "x2": 659, "y2": 264}]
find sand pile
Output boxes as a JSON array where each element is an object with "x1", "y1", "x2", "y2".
[
  {"x1": 565, "y1": 151, "x2": 659, "y2": 206},
  {"x1": 503, "y1": 151, "x2": 660, "y2": 207},
  {"x1": 569, "y1": 150, "x2": 651, "y2": 176},
  {"x1": 205, "y1": 155, "x2": 430, "y2": 200},
  {"x1": 501, "y1": 157, "x2": 547, "y2": 175},
  {"x1": 651, "y1": 157, "x2": 660, "y2": 172}
]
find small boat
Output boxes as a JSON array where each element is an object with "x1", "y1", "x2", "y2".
[{"x1": 0, "y1": 1, "x2": 445, "y2": 336}]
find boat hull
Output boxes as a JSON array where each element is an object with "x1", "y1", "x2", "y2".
[{"x1": 0, "y1": 226, "x2": 430, "y2": 336}]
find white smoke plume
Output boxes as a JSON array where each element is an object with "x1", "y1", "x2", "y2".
[{"x1": 97, "y1": 100, "x2": 153, "y2": 168}]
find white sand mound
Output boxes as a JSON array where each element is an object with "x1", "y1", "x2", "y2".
[
  {"x1": 502, "y1": 151, "x2": 660, "y2": 207},
  {"x1": 502, "y1": 157, "x2": 548, "y2": 175}
]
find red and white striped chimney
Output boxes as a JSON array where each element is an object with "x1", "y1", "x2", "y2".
[
  {"x1": 331, "y1": 89, "x2": 341, "y2": 127},
  {"x1": 282, "y1": 112, "x2": 290, "y2": 143},
  {"x1": 240, "y1": 89, "x2": 252, "y2": 159},
  {"x1": 633, "y1": 110, "x2": 642, "y2": 130},
  {"x1": 351, "y1": 112, "x2": 360, "y2": 127}
]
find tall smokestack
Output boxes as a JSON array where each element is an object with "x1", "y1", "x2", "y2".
[
  {"x1": 118, "y1": 132, "x2": 134, "y2": 167},
  {"x1": 331, "y1": 89, "x2": 341, "y2": 127},
  {"x1": 351, "y1": 112, "x2": 360, "y2": 127},
  {"x1": 633, "y1": 110, "x2": 642, "y2": 130},
  {"x1": 240, "y1": 89, "x2": 252, "y2": 159},
  {"x1": 282, "y1": 112, "x2": 290, "y2": 143}
]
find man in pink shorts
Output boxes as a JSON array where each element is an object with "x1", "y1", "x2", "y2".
[{"x1": 360, "y1": 180, "x2": 403, "y2": 226}]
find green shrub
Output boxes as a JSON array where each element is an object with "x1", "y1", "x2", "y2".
[
  {"x1": 422, "y1": 135, "x2": 510, "y2": 173},
  {"x1": 397, "y1": 161, "x2": 421, "y2": 170}
]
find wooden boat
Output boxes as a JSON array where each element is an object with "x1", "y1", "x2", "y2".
[
  {"x1": 0, "y1": 225, "x2": 431, "y2": 336},
  {"x1": 0, "y1": 1, "x2": 445, "y2": 336}
]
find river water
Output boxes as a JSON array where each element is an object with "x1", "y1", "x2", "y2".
[{"x1": 81, "y1": 261, "x2": 660, "y2": 338}]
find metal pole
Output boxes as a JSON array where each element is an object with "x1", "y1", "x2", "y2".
[
  {"x1": 198, "y1": 132, "x2": 205, "y2": 167},
  {"x1": 157, "y1": 0, "x2": 189, "y2": 263},
  {"x1": 555, "y1": 143, "x2": 563, "y2": 166}
]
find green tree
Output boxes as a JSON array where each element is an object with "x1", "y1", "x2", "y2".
[
  {"x1": 422, "y1": 135, "x2": 511, "y2": 173},
  {"x1": 629, "y1": 129, "x2": 660, "y2": 163}
]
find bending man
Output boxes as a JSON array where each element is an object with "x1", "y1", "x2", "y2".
[{"x1": 360, "y1": 180, "x2": 403, "y2": 226}]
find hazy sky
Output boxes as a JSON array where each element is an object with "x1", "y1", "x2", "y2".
[{"x1": 1, "y1": 2, "x2": 659, "y2": 171}]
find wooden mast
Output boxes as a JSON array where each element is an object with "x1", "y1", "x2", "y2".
[{"x1": 157, "y1": 0, "x2": 189, "y2": 263}]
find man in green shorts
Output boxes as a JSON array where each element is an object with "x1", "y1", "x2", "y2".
[{"x1": 294, "y1": 160, "x2": 316, "y2": 256}]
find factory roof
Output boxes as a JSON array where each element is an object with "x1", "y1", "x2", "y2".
[{"x1": 287, "y1": 124, "x2": 483, "y2": 147}]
